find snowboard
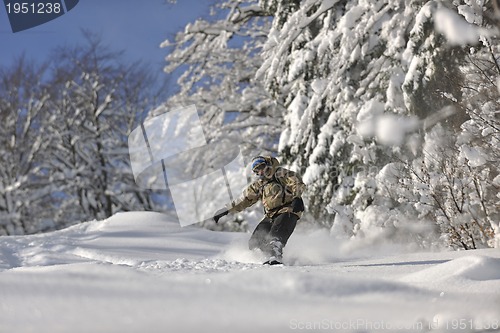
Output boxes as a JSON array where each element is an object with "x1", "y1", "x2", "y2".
[{"x1": 263, "y1": 259, "x2": 283, "y2": 266}]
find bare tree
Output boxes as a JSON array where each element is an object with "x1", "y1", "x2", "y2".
[
  {"x1": 0, "y1": 34, "x2": 167, "y2": 234},
  {"x1": 0, "y1": 57, "x2": 52, "y2": 234}
]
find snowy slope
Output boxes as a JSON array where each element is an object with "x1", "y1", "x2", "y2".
[{"x1": 1, "y1": 212, "x2": 499, "y2": 333}]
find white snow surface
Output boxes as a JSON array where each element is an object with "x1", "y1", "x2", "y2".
[{"x1": 1, "y1": 212, "x2": 499, "y2": 333}]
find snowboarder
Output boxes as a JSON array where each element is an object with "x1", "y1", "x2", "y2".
[{"x1": 213, "y1": 156, "x2": 306, "y2": 265}]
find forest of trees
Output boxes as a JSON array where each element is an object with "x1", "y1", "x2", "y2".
[
  {"x1": 1, "y1": 1, "x2": 499, "y2": 250},
  {"x1": 0, "y1": 33, "x2": 168, "y2": 235}
]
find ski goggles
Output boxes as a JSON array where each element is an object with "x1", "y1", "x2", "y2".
[
  {"x1": 251, "y1": 157, "x2": 267, "y2": 173},
  {"x1": 252, "y1": 163, "x2": 267, "y2": 174}
]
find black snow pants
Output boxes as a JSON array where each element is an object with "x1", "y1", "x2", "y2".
[{"x1": 248, "y1": 212, "x2": 298, "y2": 258}]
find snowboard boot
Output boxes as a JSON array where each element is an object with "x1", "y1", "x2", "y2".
[{"x1": 263, "y1": 238, "x2": 283, "y2": 265}]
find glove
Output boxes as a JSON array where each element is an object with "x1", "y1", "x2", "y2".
[
  {"x1": 291, "y1": 197, "x2": 305, "y2": 213},
  {"x1": 213, "y1": 208, "x2": 229, "y2": 223}
]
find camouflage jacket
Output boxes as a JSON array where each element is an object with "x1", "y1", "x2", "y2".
[{"x1": 227, "y1": 156, "x2": 306, "y2": 219}]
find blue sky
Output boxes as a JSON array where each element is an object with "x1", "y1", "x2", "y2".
[{"x1": 1, "y1": 0, "x2": 214, "y2": 75}]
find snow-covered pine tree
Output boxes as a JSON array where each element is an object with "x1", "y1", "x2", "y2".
[
  {"x1": 164, "y1": 0, "x2": 498, "y2": 247},
  {"x1": 450, "y1": 0, "x2": 499, "y2": 247},
  {"x1": 255, "y1": 0, "x2": 493, "y2": 246},
  {"x1": 162, "y1": 0, "x2": 279, "y2": 157},
  {"x1": 257, "y1": 0, "x2": 432, "y2": 225},
  {"x1": 161, "y1": 0, "x2": 285, "y2": 230},
  {"x1": 375, "y1": 0, "x2": 499, "y2": 249}
]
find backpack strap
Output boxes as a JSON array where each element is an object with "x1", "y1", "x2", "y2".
[{"x1": 260, "y1": 167, "x2": 289, "y2": 216}]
